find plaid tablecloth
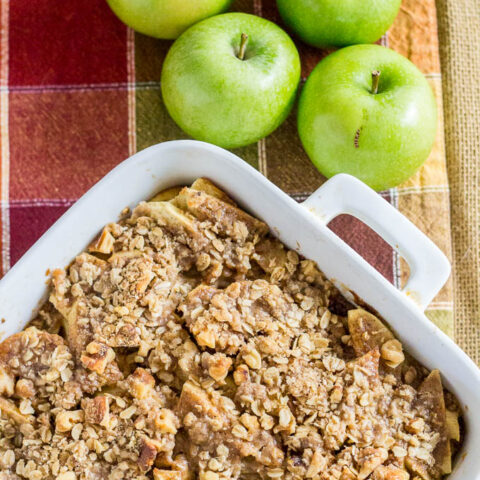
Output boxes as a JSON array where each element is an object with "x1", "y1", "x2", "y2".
[{"x1": 0, "y1": 0, "x2": 453, "y2": 334}]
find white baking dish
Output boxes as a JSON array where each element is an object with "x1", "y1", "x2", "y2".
[{"x1": 0, "y1": 140, "x2": 478, "y2": 478}]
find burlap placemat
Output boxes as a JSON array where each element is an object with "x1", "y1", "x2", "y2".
[{"x1": 436, "y1": 0, "x2": 480, "y2": 364}]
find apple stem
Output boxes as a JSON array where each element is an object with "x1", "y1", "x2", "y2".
[
  {"x1": 238, "y1": 33, "x2": 248, "y2": 61},
  {"x1": 371, "y1": 70, "x2": 381, "y2": 94}
]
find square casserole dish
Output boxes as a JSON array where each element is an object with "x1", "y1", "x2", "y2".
[{"x1": 0, "y1": 140, "x2": 478, "y2": 479}]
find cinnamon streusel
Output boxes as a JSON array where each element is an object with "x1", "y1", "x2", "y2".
[{"x1": 0, "y1": 178, "x2": 461, "y2": 480}]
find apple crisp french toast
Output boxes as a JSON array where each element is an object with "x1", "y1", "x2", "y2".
[{"x1": 0, "y1": 179, "x2": 461, "y2": 480}]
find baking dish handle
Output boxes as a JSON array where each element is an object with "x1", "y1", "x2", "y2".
[{"x1": 302, "y1": 174, "x2": 451, "y2": 311}]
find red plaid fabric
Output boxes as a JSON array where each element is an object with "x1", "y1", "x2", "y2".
[{"x1": 0, "y1": 0, "x2": 453, "y2": 334}]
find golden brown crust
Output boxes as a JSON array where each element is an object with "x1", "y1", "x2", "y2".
[
  {"x1": 173, "y1": 187, "x2": 269, "y2": 240},
  {"x1": 0, "y1": 179, "x2": 460, "y2": 479},
  {"x1": 190, "y1": 178, "x2": 236, "y2": 205}
]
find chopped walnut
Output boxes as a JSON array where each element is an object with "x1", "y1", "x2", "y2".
[
  {"x1": 82, "y1": 395, "x2": 109, "y2": 426},
  {"x1": 357, "y1": 447, "x2": 388, "y2": 479},
  {"x1": 89, "y1": 226, "x2": 115, "y2": 254},
  {"x1": 381, "y1": 339, "x2": 405, "y2": 368},
  {"x1": 80, "y1": 341, "x2": 115, "y2": 374},
  {"x1": 55, "y1": 409, "x2": 84, "y2": 432}
]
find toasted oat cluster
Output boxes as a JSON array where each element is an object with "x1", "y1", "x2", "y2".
[{"x1": 0, "y1": 179, "x2": 461, "y2": 480}]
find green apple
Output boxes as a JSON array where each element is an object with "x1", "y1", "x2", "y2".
[
  {"x1": 298, "y1": 45, "x2": 437, "y2": 191},
  {"x1": 161, "y1": 13, "x2": 301, "y2": 149},
  {"x1": 106, "y1": 0, "x2": 233, "y2": 39},
  {"x1": 277, "y1": 0, "x2": 401, "y2": 47}
]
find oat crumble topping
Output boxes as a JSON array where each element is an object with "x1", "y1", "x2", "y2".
[{"x1": 0, "y1": 178, "x2": 461, "y2": 480}]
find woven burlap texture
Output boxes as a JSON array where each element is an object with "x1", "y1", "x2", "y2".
[{"x1": 437, "y1": 0, "x2": 480, "y2": 364}]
